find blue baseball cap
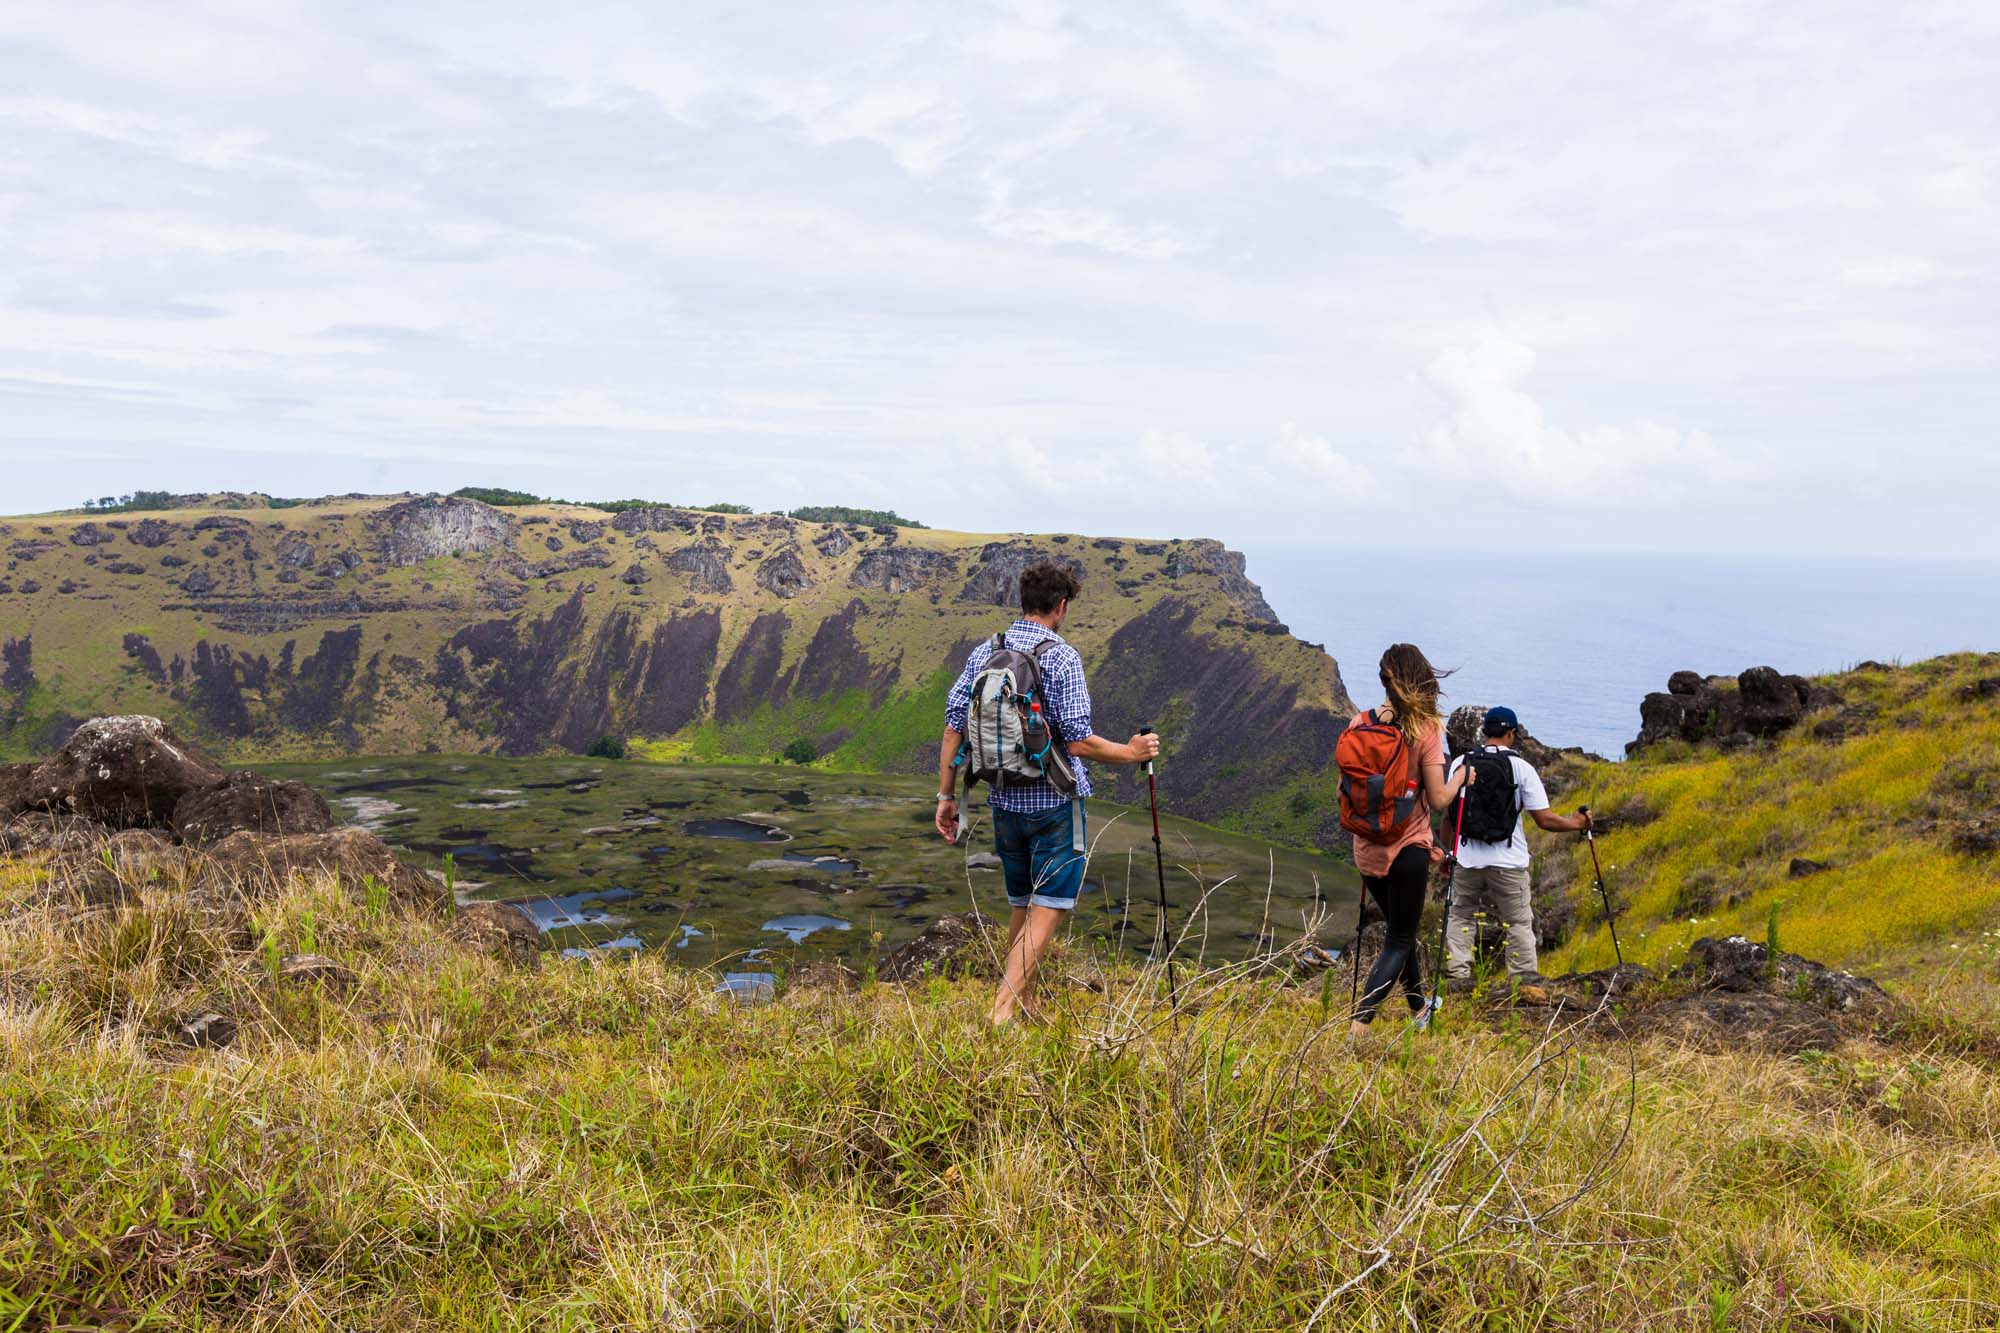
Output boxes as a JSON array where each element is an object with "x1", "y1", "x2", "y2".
[{"x1": 1481, "y1": 706, "x2": 1520, "y2": 736}]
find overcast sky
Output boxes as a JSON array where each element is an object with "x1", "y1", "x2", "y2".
[{"x1": 2, "y1": 2, "x2": 1996, "y2": 556}]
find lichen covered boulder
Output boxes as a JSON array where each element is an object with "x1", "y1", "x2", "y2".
[
  {"x1": 173, "y1": 771, "x2": 334, "y2": 844},
  {"x1": 25, "y1": 716, "x2": 226, "y2": 829}
]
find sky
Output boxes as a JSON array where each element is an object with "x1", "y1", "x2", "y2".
[{"x1": 2, "y1": 1, "x2": 1997, "y2": 557}]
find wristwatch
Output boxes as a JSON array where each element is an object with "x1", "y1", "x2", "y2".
[{"x1": 936, "y1": 793, "x2": 956, "y2": 802}]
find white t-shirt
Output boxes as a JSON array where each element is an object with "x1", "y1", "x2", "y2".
[{"x1": 1445, "y1": 747, "x2": 1550, "y2": 870}]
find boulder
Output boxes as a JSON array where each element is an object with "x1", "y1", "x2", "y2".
[
  {"x1": 126, "y1": 518, "x2": 177, "y2": 547},
  {"x1": 1787, "y1": 857, "x2": 1830, "y2": 878},
  {"x1": 25, "y1": 716, "x2": 226, "y2": 830},
  {"x1": 1667, "y1": 670, "x2": 1705, "y2": 696},
  {"x1": 877, "y1": 909, "x2": 996, "y2": 982},
  {"x1": 445, "y1": 902, "x2": 545, "y2": 969},
  {"x1": 619, "y1": 563, "x2": 652, "y2": 585},
  {"x1": 172, "y1": 771, "x2": 334, "y2": 844},
  {"x1": 813, "y1": 527, "x2": 852, "y2": 559},
  {"x1": 199, "y1": 827, "x2": 446, "y2": 913},
  {"x1": 1736, "y1": 666, "x2": 1811, "y2": 738},
  {"x1": 278, "y1": 954, "x2": 358, "y2": 990},
  {"x1": 176, "y1": 1013, "x2": 237, "y2": 1050},
  {"x1": 0, "y1": 811, "x2": 112, "y2": 856},
  {"x1": 0, "y1": 762, "x2": 38, "y2": 817}
]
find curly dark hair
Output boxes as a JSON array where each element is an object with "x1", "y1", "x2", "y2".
[{"x1": 1019, "y1": 560, "x2": 1082, "y2": 615}]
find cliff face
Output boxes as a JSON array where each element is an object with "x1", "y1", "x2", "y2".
[{"x1": 0, "y1": 496, "x2": 1353, "y2": 831}]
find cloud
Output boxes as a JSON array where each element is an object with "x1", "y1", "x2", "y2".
[
  {"x1": 0, "y1": 1, "x2": 1994, "y2": 555},
  {"x1": 1406, "y1": 339, "x2": 1753, "y2": 509}
]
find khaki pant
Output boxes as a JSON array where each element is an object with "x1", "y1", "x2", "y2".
[{"x1": 1444, "y1": 864, "x2": 1539, "y2": 980}]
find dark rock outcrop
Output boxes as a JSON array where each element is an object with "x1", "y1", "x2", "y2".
[
  {"x1": 1161, "y1": 540, "x2": 1279, "y2": 621},
  {"x1": 172, "y1": 771, "x2": 334, "y2": 844},
  {"x1": 851, "y1": 547, "x2": 957, "y2": 594},
  {"x1": 128, "y1": 520, "x2": 176, "y2": 547},
  {"x1": 1670, "y1": 935, "x2": 1886, "y2": 1012},
  {"x1": 755, "y1": 547, "x2": 814, "y2": 599},
  {"x1": 200, "y1": 827, "x2": 446, "y2": 912},
  {"x1": 276, "y1": 533, "x2": 316, "y2": 568},
  {"x1": 1629, "y1": 666, "x2": 1834, "y2": 754},
  {"x1": 0, "y1": 811, "x2": 111, "y2": 856},
  {"x1": 67, "y1": 522, "x2": 112, "y2": 547},
  {"x1": 664, "y1": 539, "x2": 734, "y2": 594},
  {"x1": 25, "y1": 716, "x2": 226, "y2": 829},
  {"x1": 378, "y1": 495, "x2": 514, "y2": 567},
  {"x1": 957, "y1": 542, "x2": 1076, "y2": 606},
  {"x1": 813, "y1": 527, "x2": 852, "y2": 559},
  {"x1": 620, "y1": 563, "x2": 651, "y2": 586},
  {"x1": 610, "y1": 506, "x2": 703, "y2": 536}
]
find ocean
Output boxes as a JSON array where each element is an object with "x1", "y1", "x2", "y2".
[{"x1": 1247, "y1": 547, "x2": 1998, "y2": 759}]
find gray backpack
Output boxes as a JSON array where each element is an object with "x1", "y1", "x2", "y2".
[{"x1": 954, "y1": 634, "x2": 1079, "y2": 799}]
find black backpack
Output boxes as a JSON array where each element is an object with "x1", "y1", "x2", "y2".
[{"x1": 1454, "y1": 748, "x2": 1522, "y2": 844}]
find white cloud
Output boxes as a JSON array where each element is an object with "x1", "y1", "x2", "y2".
[
  {"x1": 1407, "y1": 339, "x2": 1753, "y2": 509},
  {"x1": 0, "y1": 1, "x2": 1995, "y2": 554}
]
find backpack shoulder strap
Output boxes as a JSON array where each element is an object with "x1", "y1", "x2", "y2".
[{"x1": 1029, "y1": 636, "x2": 1059, "y2": 659}]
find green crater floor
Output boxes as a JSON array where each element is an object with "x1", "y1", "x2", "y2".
[{"x1": 264, "y1": 757, "x2": 1360, "y2": 969}]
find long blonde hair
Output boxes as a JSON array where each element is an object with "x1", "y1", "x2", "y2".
[{"x1": 1378, "y1": 643, "x2": 1448, "y2": 749}]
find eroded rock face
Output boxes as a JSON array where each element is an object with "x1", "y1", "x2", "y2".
[
  {"x1": 665, "y1": 538, "x2": 733, "y2": 594},
  {"x1": 610, "y1": 506, "x2": 703, "y2": 536},
  {"x1": 378, "y1": 496, "x2": 515, "y2": 567},
  {"x1": 446, "y1": 901, "x2": 545, "y2": 969},
  {"x1": 1162, "y1": 540, "x2": 1279, "y2": 621},
  {"x1": 26, "y1": 716, "x2": 226, "y2": 829},
  {"x1": 851, "y1": 546, "x2": 957, "y2": 594},
  {"x1": 172, "y1": 771, "x2": 334, "y2": 844},
  {"x1": 755, "y1": 547, "x2": 814, "y2": 599},
  {"x1": 813, "y1": 527, "x2": 853, "y2": 559},
  {"x1": 199, "y1": 827, "x2": 446, "y2": 913},
  {"x1": 957, "y1": 542, "x2": 1076, "y2": 606},
  {"x1": 276, "y1": 533, "x2": 316, "y2": 568}
]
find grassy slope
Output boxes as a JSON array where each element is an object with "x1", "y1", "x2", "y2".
[
  {"x1": 1540, "y1": 653, "x2": 2000, "y2": 975},
  {"x1": 2, "y1": 858, "x2": 1998, "y2": 1331}
]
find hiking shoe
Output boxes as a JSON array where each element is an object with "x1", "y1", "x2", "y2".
[{"x1": 1410, "y1": 999, "x2": 1438, "y2": 1033}]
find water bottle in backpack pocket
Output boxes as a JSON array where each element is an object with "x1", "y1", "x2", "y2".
[
  {"x1": 955, "y1": 635, "x2": 1078, "y2": 798},
  {"x1": 1335, "y1": 710, "x2": 1427, "y2": 843}
]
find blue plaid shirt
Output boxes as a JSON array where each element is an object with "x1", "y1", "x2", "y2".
[{"x1": 946, "y1": 620, "x2": 1094, "y2": 812}]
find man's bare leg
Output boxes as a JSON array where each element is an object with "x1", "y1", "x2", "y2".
[{"x1": 991, "y1": 905, "x2": 1065, "y2": 1025}]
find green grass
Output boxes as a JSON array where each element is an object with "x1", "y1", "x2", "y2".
[
  {"x1": 1546, "y1": 653, "x2": 2000, "y2": 974},
  {"x1": 3, "y1": 852, "x2": 1999, "y2": 1330}
]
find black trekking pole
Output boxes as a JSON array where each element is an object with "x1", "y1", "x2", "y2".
[
  {"x1": 1423, "y1": 780, "x2": 1470, "y2": 1028},
  {"x1": 1138, "y1": 727, "x2": 1177, "y2": 1010},
  {"x1": 1580, "y1": 807, "x2": 1625, "y2": 968}
]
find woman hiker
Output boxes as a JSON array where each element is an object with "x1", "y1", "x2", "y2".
[{"x1": 1346, "y1": 643, "x2": 1470, "y2": 1041}]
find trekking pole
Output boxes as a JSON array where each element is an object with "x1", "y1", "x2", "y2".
[
  {"x1": 1580, "y1": 807, "x2": 1625, "y2": 968},
  {"x1": 1138, "y1": 727, "x2": 1177, "y2": 1010},
  {"x1": 1423, "y1": 781, "x2": 1470, "y2": 1026},
  {"x1": 1349, "y1": 883, "x2": 1368, "y2": 1017}
]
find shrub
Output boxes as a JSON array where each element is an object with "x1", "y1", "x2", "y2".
[
  {"x1": 586, "y1": 735, "x2": 628, "y2": 760},
  {"x1": 781, "y1": 738, "x2": 818, "y2": 765}
]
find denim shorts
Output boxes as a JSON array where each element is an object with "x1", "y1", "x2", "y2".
[{"x1": 993, "y1": 803, "x2": 1087, "y2": 911}]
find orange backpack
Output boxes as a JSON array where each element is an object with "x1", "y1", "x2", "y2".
[{"x1": 1336, "y1": 711, "x2": 1428, "y2": 843}]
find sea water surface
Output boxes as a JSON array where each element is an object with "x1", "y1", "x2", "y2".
[{"x1": 1250, "y1": 548, "x2": 1997, "y2": 758}]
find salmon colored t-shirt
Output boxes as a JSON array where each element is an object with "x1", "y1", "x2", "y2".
[{"x1": 1347, "y1": 710, "x2": 1444, "y2": 880}]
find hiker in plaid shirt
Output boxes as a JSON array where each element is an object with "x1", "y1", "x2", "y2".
[{"x1": 935, "y1": 560, "x2": 1161, "y2": 1025}]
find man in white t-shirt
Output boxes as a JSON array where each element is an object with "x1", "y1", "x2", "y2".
[{"x1": 1443, "y1": 706, "x2": 1593, "y2": 986}]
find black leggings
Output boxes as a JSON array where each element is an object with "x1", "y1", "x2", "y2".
[{"x1": 1355, "y1": 844, "x2": 1431, "y2": 1025}]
